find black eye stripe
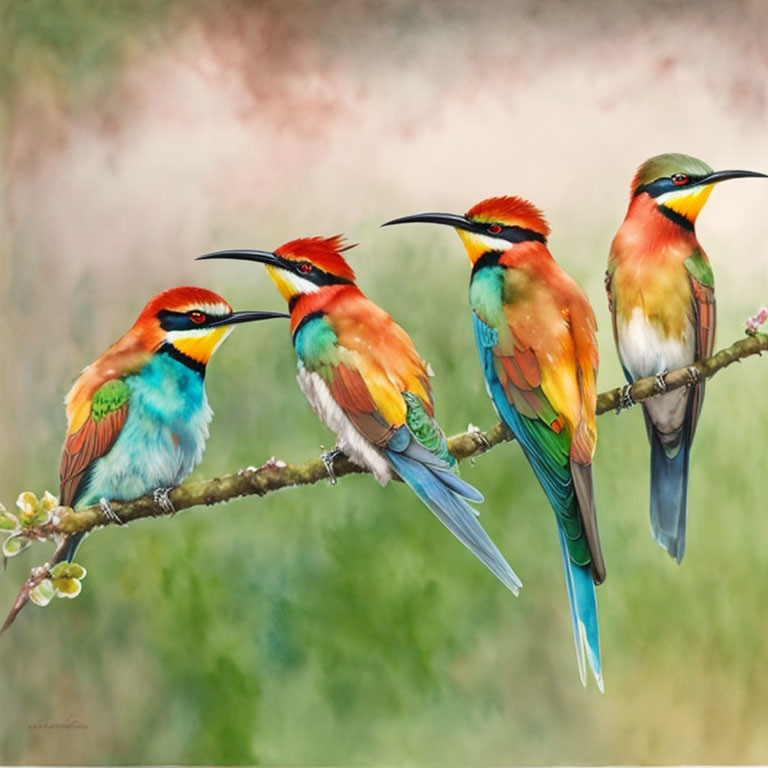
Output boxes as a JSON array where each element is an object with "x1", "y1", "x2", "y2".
[
  {"x1": 472, "y1": 222, "x2": 546, "y2": 245},
  {"x1": 278, "y1": 256, "x2": 353, "y2": 286},
  {"x1": 635, "y1": 175, "x2": 704, "y2": 198},
  {"x1": 157, "y1": 309, "x2": 224, "y2": 331}
]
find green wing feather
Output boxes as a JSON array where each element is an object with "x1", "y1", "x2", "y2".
[
  {"x1": 90, "y1": 379, "x2": 130, "y2": 423},
  {"x1": 684, "y1": 248, "x2": 714, "y2": 288},
  {"x1": 402, "y1": 391, "x2": 454, "y2": 467}
]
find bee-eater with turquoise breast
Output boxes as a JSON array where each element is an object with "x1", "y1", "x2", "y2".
[
  {"x1": 198, "y1": 236, "x2": 523, "y2": 595},
  {"x1": 384, "y1": 198, "x2": 605, "y2": 688},
  {"x1": 607, "y1": 154, "x2": 766, "y2": 563},
  {"x1": 2, "y1": 287, "x2": 287, "y2": 631}
]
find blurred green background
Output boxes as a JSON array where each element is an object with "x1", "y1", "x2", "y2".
[{"x1": 2, "y1": 0, "x2": 768, "y2": 764}]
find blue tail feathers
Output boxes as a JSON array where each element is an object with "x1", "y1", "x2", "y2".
[
  {"x1": 643, "y1": 396, "x2": 693, "y2": 564},
  {"x1": 648, "y1": 427, "x2": 690, "y2": 564},
  {"x1": 557, "y1": 527, "x2": 602, "y2": 690},
  {"x1": 386, "y1": 450, "x2": 522, "y2": 595}
]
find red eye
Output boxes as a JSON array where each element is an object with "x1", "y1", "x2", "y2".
[
  {"x1": 488, "y1": 224, "x2": 502, "y2": 234},
  {"x1": 671, "y1": 173, "x2": 689, "y2": 186},
  {"x1": 297, "y1": 262, "x2": 313, "y2": 274},
  {"x1": 189, "y1": 310, "x2": 206, "y2": 324}
]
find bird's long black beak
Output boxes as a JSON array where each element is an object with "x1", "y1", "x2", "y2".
[
  {"x1": 207, "y1": 310, "x2": 289, "y2": 328},
  {"x1": 699, "y1": 169, "x2": 768, "y2": 185},
  {"x1": 197, "y1": 249, "x2": 282, "y2": 266},
  {"x1": 382, "y1": 212, "x2": 476, "y2": 232}
]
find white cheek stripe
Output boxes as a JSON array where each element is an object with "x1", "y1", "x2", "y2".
[
  {"x1": 654, "y1": 186, "x2": 707, "y2": 206},
  {"x1": 468, "y1": 233, "x2": 516, "y2": 251},
  {"x1": 283, "y1": 271, "x2": 320, "y2": 294},
  {"x1": 165, "y1": 326, "x2": 234, "y2": 350},
  {"x1": 165, "y1": 328, "x2": 212, "y2": 342}
]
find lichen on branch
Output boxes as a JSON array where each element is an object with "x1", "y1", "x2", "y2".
[
  {"x1": 50, "y1": 331, "x2": 768, "y2": 535},
  {"x1": 1, "y1": 331, "x2": 766, "y2": 632}
]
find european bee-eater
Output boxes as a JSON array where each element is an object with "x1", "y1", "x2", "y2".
[
  {"x1": 607, "y1": 154, "x2": 766, "y2": 563},
  {"x1": 3, "y1": 287, "x2": 286, "y2": 631},
  {"x1": 384, "y1": 198, "x2": 605, "y2": 688},
  {"x1": 198, "y1": 236, "x2": 522, "y2": 595}
]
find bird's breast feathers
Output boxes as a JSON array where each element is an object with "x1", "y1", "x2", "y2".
[
  {"x1": 617, "y1": 306, "x2": 695, "y2": 381},
  {"x1": 293, "y1": 312, "x2": 339, "y2": 366},
  {"x1": 293, "y1": 291, "x2": 433, "y2": 428},
  {"x1": 75, "y1": 356, "x2": 211, "y2": 507},
  {"x1": 610, "y1": 244, "x2": 700, "y2": 378},
  {"x1": 472, "y1": 260, "x2": 590, "y2": 367}
]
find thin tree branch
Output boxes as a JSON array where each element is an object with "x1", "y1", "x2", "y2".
[
  {"x1": 2, "y1": 331, "x2": 766, "y2": 633},
  {"x1": 46, "y1": 331, "x2": 767, "y2": 536}
]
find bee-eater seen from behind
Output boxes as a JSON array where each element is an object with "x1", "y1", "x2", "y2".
[
  {"x1": 607, "y1": 154, "x2": 766, "y2": 563},
  {"x1": 198, "y1": 236, "x2": 522, "y2": 596},
  {"x1": 2, "y1": 287, "x2": 287, "y2": 632},
  {"x1": 384, "y1": 197, "x2": 605, "y2": 689}
]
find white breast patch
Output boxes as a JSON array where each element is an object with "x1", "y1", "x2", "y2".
[
  {"x1": 617, "y1": 308, "x2": 696, "y2": 444},
  {"x1": 617, "y1": 307, "x2": 695, "y2": 381},
  {"x1": 297, "y1": 367, "x2": 393, "y2": 486}
]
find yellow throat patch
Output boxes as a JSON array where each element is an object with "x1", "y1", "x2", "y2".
[
  {"x1": 172, "y1": 327, "x2": 231, "y2": 365},
  {"x1": 456, "y1": 229, "x2": 491, "y2": 264},
  {"x1": 266, "y1": 264, "x2": 300, "y2": 301},
  {"x1": 661, "y1": 184, "x2": 714, "y2": 223}
]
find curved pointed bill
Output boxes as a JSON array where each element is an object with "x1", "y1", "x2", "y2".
[
  {"x1": 196, "y1": 249, "x2": 281, "y2": 266},
  {"x1": 698, "y1": 169, "x2": 768, "y2": 185},
  {"x1": 382, "y1": 212, "x2": 475, "y2": 232},
  {"x1": 206, "y1": 309, "x2": 288, "y2": 327}
]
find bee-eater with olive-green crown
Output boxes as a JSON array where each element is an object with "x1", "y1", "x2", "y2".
[
  {"x1": 198, "y1": 236, "x2": 523, "y2": 596},
  {"x1": 384, "y1": 197, "x2": 605, "y2": 689},
  {"x1": 2, "y1": 287, "x2": 287, "y2": 632},
  {"x1": 607, "y1": 154, "x2": 766, "y2": 563}
]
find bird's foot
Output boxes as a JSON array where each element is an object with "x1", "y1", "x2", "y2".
[
  {"x1": 655, "y1": 369, "x2": 669, "y2": 394},
  {"x1": 616, "y1": 383, "x2": 635, "y2": 413},
  {"x1": 467, "y1": 423, "x2": 491, "y2": 459},
  {"x1": 321, "y1": 448, "x2": 343, "y2": 486},
  {"x1": 152, "y1": 487, "x2": 176, "y2": 516},
  {"x1": 99, "y1": 497, "x2": 124, "y2": 526},
  {"x1": 686, "y1": 366, "x2": 702, "y2": 387}
]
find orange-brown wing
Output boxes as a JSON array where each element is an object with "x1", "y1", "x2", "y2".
[
  {"x1": 60, "y1": 379, "x2": 130, "y2": 507},
  {"x1": 691, "y1": 276, "x2": 716, "y2": 361},
  {"x1": 325, "y1": 361, "x2": 397, "y2": 447},
  {"x1": 478, "y1": 304, "x2": 557, "y2": 427},
  {"x1": 687, "y1": 273, "x2": 715, "y2": 441},
  {"x1": 323, "y1": 292, "x2": 433, "y2": 440},
  {"x1": 565, "y1": 296, "x2": 604, "y2": 582}
]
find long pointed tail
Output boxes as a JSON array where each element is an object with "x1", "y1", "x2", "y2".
[
  {"x1": 557, "y1": 527, "x2": 602, "y2": 690},
  {"x1": 386, "y1": 450, "x2": 522, "y2": 595},
  {"x1": 645, "y1": 409, "x2": 692, "y2": 564}
]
